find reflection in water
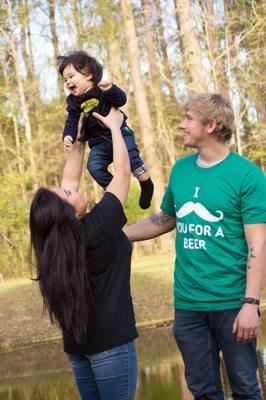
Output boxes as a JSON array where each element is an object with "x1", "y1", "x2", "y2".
[{"x1": 1, "y1": 315, "x2": 266, "y2": 400}]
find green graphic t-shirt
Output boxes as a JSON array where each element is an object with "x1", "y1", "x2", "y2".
[{"x1": 161, "y1": 151, "x2": 266, "y2": 311}]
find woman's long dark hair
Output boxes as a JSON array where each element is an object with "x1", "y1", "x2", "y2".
[{"x1": 29, "y1": 188, "x2": 93, "y2": 344}]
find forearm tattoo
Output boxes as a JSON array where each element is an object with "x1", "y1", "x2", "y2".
[
  {"x1": 149, "y1": 212, "x2": 172, "y2": 227},
  {"x1": 247, "y1": 246, "x2": 256, "y2": 270},
  {"x1": 77, "y1": 142, "x2": 85, "y2": 154}
]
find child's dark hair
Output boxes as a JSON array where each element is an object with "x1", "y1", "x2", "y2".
[{"x1": 58, "y1": 51, "x2": 103, "y2": 84}]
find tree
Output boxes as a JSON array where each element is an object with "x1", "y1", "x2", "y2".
[
  {"x1": 5, "y1": 0, "x2": 36, "y2": 175},
  {"x1": 120, "y1": 0, "x2": 166, "y2": 212},
  {"x1": 47, "y1": 0, "x2": 64, "y2": 99},
  {"x1": 174, "y1": 0, "x2": 207, "y2": 92},
  {"x1": 142, "y1": 0, "x2": 177, "y2": 167},
  {"x1": 200, "y1": 0, "x2": 230, "y2": 96}
]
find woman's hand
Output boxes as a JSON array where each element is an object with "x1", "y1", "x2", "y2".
[{"x1": 93, "y1": 107, "x2": 123, "y2": 131}]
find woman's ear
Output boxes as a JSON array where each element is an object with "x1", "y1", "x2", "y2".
[{"x1": 86, "y1": 74, "x2": 92, "y2": 81}]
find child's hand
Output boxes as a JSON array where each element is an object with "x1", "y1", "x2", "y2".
[
  {"x1": 98, "y1": 81, "x2": 113, "y2": 91},
  {"x1": 63, "y1": 135, "x2": 73, "y2": 151}
]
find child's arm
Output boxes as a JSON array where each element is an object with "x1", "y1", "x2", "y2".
[
  {"x1": 98, "y1": 81, "x2": 127, "y2": 107},
  {"x1": 63, "y1": 135, "x2": 74, "y2": 151},
  {"x1": 62, "y1": 111, "x2": 79, "y2": 141}
]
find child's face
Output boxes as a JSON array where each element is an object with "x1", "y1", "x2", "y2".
[{"x1": 63, "y1": 64, "x2": 93, "y2": 96}]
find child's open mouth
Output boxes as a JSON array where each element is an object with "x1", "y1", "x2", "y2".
[{"x1": 69, "y1": 85, "x2": 78, "y2": 94}]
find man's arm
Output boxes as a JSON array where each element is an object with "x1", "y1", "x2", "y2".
[
  {"x1": 123, "y1": 211, "x2": 176, "y2": 242},
  {"x1": 232, "y1": 223, "x2": 266, "y2": 343}
]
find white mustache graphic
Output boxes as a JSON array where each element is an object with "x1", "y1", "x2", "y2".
[{"x1": 176, "y1": 202, "x2": 223, "y2": 222}]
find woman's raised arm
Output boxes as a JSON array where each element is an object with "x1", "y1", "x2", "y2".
[
  {"x1": 60, "y1": 114, "x2": 85, "y2": 192},
  {"x1": 93, "y1": 108, "x2": 130, "y2": 206}
]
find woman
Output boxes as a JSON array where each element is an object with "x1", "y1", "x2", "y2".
[{"x1": 30, "y1": 108, "x2": 138, "y2": 400}]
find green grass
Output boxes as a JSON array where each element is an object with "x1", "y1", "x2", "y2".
[
  {"x1": 0, "y1": 255, "x2": 175, "y2": 350},
  {"x1": 1, "y1": 253, "x2": 265, "y2": 350},
  {"x1": 0, "y1": 278, "x2": 29, "y2": 295},
  {"x1": 131, "y1": 255, "x2": 174, "y2": 324}
]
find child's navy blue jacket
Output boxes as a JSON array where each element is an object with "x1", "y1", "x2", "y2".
[{"x1": 62, "y1": 84, "x2": 128, "y2": 143}]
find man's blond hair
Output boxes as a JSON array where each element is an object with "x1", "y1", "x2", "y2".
[{"x1": 185, "y1": 93, "x2": 235, "y2": 142}]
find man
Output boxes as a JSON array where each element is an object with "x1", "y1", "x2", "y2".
[{"x1": 124, "y1": 93, "x2": 266, "y2": 399}]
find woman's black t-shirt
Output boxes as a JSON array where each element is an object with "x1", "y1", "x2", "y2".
[{"x1": 63, "y1": 192, "x2": 138, "y2": 355}]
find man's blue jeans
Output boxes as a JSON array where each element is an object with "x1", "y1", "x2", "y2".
[
  {"x1": 67, "y1": 341, "x2": 137, "y2": 400},
  {"x1": 174, "y1": 309, "x2": 261, "y2": 400}
]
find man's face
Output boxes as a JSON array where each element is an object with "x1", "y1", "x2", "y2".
[
  {"x1": 179, "y1": 110, "x2": 209, "y2": 148},
  {"x1": 63, "y1": 64, "x2": 93, "y2": 97}
]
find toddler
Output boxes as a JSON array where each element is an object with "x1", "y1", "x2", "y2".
[{"x1": 58, "y1": 51, "x2": 154, "y2": 209}]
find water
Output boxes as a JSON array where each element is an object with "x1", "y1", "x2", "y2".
[{"x1": 1, "y1": 314, "x2": 266, "y2": 400}]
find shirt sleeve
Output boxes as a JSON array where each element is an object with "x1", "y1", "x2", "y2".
[
  {"x1": 160, "y1": 167, "x2": 176, "y2": 216},
  {"x1": 241, "y1": 166, "x2": 266, "y2": 224},
  {"x1": 62, "y1": 111, "x2": 80, "y2": 140},
  {"x1": 89, "y1": 192, "x2": 127, "y2": 240},
  {"x1": 160, "y1": 186, "x2": 176, "y2": 216},
  {"x1": 101, "y1": 84, "x2": 127, "y2": 107}
]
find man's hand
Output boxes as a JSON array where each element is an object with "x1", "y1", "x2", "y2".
[
  {"x1": 232, "y1": 303, "x2": 259, "y2": 343},
  {"x1": 63, "y1": 135, "x2": 73, "y2": 151},
  {"x1": 98, "y1": 80, "x2": 113, "y2": 91}
]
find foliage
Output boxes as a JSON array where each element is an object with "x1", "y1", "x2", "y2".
[
  {"x1": 0, "y1": 171, "x2": 30, "y2": 278},
  {"x1": 125, "y1": 182, "x2": 154, "y2": 224},
  {"x1": 0, "y1": 0, "x2": 265, "y2": 278}
]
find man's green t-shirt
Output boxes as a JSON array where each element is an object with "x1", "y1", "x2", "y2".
[{"x1": 161, "y1": 151, "x2": 266, "y2": 311}]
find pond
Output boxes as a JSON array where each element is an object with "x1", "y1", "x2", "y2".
[{"x1": 0, "y1": 313, "x2": 266, "y2": 399}]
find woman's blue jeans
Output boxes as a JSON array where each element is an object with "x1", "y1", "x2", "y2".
[
  {"x1": 173, "y1": 309, "x2": 261, "y2": 400},
  {"x1": 67, "y1": 341, "x2": 137, "y2": 400}
]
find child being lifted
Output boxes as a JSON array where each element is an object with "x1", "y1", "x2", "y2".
[{"x1": 58, "y1": 51, "x2": 154, "y2": 209}]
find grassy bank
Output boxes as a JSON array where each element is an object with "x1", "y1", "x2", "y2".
[
  {"x1": 1, "y1": 253, "x2": 265, "y2": 351},
  {"x1": 0, "y1": 254, "x2": 175, "y2": 350}
]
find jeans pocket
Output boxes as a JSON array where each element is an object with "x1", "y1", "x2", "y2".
[
  {"x1": 66, "y1": 352, "x2": 84, "y2": 364},
  {"x1": 92, "y1": 344, "x2": 129, "y2": 363}
]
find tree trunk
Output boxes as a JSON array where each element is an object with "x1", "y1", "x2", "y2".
[
  {"x1": 255, "y1": 98, "x2": 266, "y2": 170},
  {"x1": 154, "y1": 0, "x2": 177, "y2": 104},
  {"x1": 71, "y1": 0, "x2": 84, "y2": 49},
  {"x1": 18, "y1": 0, "x2": 36, "y2": 82},
  {"x1": 201, "y1": 0, "x2": 230, "y2": 96},
  {"x1": 18, "y1": 0, "x2": 40, "y2": 124},
  {"x1": 224, "y1": 2, "x2": 242, "y2": 155},
  {"x1": 107, "y1": 40, "x2": 124, "y2": 87},
  {"x1": 142, "y1": 0, "x2": 176, "y2": 167},
  {"x1": 6, "y1": 0, "x2": 36, "y2": 174},
  {"x1": 120, "y1": 0, "x2": 166, "y2": 212},
  {"x1": 174, "y1": 0, "x2": 207, "y2": 92},
  {"x1": 48, "y1": 0, "x2": 65, "y2": 99},
  {"x1": 0, "y1": 57, "x2": 25, "y2": 175},
  {"x1": 24, "y1": 0, "x2": 35, "y2": 80}
]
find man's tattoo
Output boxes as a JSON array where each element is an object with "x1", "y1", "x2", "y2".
[
  {"x1": 247, "y1": 246, "x2": 256, "y2": 269},
  {"x1": 149, "y1": 212, "x2": 171, "y2": 227}
]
